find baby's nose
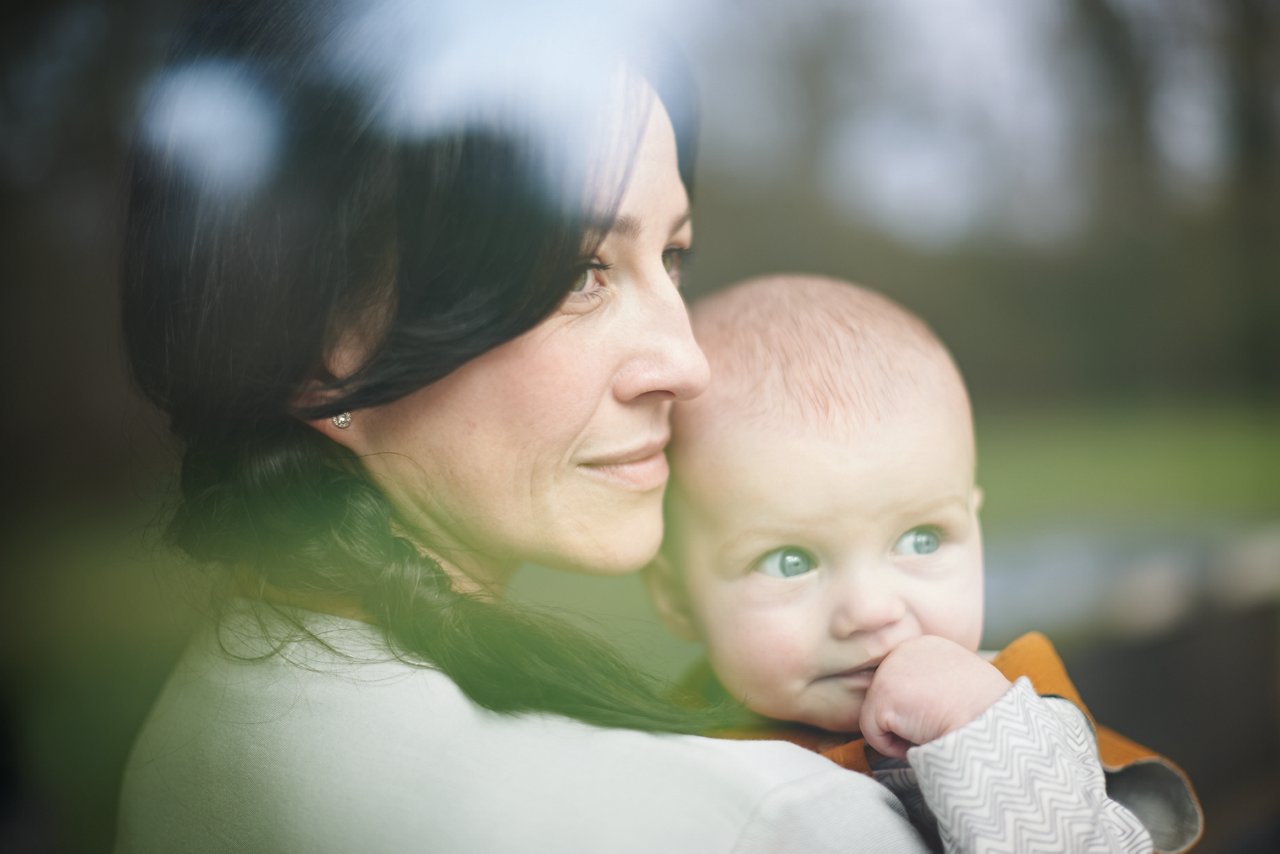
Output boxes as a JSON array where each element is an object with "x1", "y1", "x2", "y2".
[{"x1": 829, "y1": 572, "x2": 908, "y2": 638}]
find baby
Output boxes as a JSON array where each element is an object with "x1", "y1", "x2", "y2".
[{"x1": 648, "y1": 274, "x2": 1200, "y2": 852}]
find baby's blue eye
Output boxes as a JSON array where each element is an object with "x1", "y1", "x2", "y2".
[
  {"x1": 757, "y1": 547, "x2": 817, "y2": 578},
  {"x1": 895, "y1": 527, "x2": 942, "y2": 556}
]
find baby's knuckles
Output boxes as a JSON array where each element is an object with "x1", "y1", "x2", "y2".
[{"x1": 859, "y1": 636, "x2": 1011, "y2": 758}]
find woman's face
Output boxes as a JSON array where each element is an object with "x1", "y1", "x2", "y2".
[{"x1": 343, "y1": 93, "x2": 708, "y2": 589}]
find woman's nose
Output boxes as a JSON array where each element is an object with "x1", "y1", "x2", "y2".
[
  {"x1": 613, "y1": 273, "x2": 710, "y2": 403},
  {"x1": 829, "y1": 566, "x2": 908, "y2": 639}
]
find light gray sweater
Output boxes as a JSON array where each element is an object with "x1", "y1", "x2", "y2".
[{"x1": 116, "y1": 600, "x2": 1150, "y2": 853}]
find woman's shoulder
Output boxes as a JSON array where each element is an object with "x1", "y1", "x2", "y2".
[{"x1": 118, "y1": 601, "x2": 923, "y2": 853}]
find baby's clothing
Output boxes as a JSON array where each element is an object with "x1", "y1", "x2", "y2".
[{"x1": 680, "y1": 632, "x2": 1201, "y2": 853}]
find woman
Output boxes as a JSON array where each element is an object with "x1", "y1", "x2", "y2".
[{"x1": 117, "y1": 2, "x2": 1149, "y2": 852}]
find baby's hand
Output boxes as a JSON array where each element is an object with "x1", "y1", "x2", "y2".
[{"x1": 859, "y1": 635, "x2": 1012, "y2": 759}]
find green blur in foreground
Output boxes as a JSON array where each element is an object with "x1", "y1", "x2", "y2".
[{"x1": 975, "y1": 402, "x2": 1280, "y2": 532}]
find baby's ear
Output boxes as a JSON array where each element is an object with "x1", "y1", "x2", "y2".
[
  {"x1": 643, "y1": 553, "x2": 700, "y2": 642},
  {"x1": 972, "y1": 485, "x2": 985, "y2": 514}
]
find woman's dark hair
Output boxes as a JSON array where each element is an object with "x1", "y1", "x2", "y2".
[{"x1": 123, "y1": 0, "x2": 730, "y2": 732}]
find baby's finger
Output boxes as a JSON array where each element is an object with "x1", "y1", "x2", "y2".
[
  {"x1": 871, "y1": 731, "x2": 912, "y2": 760},
  {"x1": 859, "y1": 703, "x2": 913, "y2": 759}
]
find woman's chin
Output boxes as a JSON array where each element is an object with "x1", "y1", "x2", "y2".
[
  {"x1": 531, "y1": 487, "x2": 666, "y2": 575},
  {"x1": 546, "y1": 518, "x2": 664, "y2": 577}
]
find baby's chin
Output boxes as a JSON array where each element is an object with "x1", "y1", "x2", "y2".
[
  {"x1": 758, "y1": 702, "x2": 862, "y2": 736},
  {"x1": 802, "y1": 714, "x2": 861, "y2": 736}
]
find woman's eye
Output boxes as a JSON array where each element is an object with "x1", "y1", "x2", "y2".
[
  {"x1": 662, "y1": 247, "x2": 691, "y2": 283},
  {"x1": 756, "y1": 546, "x2": 817, "y2": 578},
  {"x1": 569, "y1": 262, "x2": 610, "y2": 295},
  {"x1": 894, "y1": 527, "x2": 942, "y2": 556}
]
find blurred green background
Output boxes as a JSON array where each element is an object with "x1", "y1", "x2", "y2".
[{"x1": 2, "y1": 1, "x2": 1277, "y2": 851}]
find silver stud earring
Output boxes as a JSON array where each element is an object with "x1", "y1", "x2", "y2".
[{"x1": 331, "y1": 412, "x2": 352, "y2": 430}]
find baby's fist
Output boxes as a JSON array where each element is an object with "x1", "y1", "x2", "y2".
[{"x1": 859, "y1": 635, "x2": 1012, "y2": 759}]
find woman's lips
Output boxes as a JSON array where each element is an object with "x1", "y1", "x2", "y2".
[{"x1": 578, "y1": 441, "x2": 670, "y2": 492}]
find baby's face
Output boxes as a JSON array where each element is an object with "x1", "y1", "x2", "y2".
[{"x1": 662, "y1": 400, "x2": 983, "y2": 733}]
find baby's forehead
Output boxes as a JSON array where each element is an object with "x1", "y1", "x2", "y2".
[
  {"x1": 668, "y1": 273, "x2": 973, "y2": 498},
  {"x1": 670, "y1": 388, "x2": 971, "y2": 483},
  {"x1": 664, "y1": 396, "x2": 977, "y2": 572},
  {"x1": 672, "y1": 344, "x2": 971, "y2": 453},
  {"x1": 690, "y1": 284, "x2": 963, "y2": 416}
]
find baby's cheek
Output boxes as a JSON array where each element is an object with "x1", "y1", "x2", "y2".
[
  {"x1": 705, "y1": 614, "x2": 811, "y2": 709},
  {"x1": 951, "y1": 612, "x2": 985, "y2": 653},
  {"x1": 919, "y1": 588, "x2": 984, "y2": 652}
]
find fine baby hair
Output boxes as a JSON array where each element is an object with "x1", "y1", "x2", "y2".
[{"x1": 674, "y1": 273, "x2": 969, "y2": 440}]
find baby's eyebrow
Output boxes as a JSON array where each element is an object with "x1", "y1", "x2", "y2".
[{"x1": 895, "y1": 494, "x2": 972, "y2": 517}]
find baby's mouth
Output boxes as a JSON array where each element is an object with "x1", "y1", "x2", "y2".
[{"x1": 818, "y1": 658, "x2": 883, "y2": 687}]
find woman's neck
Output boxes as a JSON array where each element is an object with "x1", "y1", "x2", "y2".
[
  {"x1": 425, "y1": 551, "x2": 517, "y2": 599},
  {"x1": 390, "y1": 519, "x2": 517, "y2": 598}
]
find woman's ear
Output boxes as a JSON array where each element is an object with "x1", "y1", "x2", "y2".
[
  {"x1": 642, "y1": 553, "x2": 700, "y2": 642},
  {"x1": 297, "y1": 393, "x2": 363, "y2": 447},
  {"x1": 293, "y1": 326, "x2": 372, "y2": 448}
]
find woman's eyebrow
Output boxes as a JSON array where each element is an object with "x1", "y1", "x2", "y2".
[
  {"x1": 667, "y1": 206, "x2": 693, "y2": 236},
  {"x1": 592, "y1": 207, "x2": 693, "y2": 242}
]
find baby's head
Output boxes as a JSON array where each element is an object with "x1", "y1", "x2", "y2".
[{"x1": 649, "y1": 275, "x2": 984, "y2": 733}]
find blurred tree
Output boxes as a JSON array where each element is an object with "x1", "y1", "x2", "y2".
[
  {"x1": 1223, "y1": 0, "x2": 1280, "y2": 393},
  {"x1": 1072, "y1": 0, "x2": 1162, "y2": 224}
]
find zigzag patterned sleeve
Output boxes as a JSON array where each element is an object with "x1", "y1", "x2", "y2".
[{"x1": 906, "y1": 677, "x2": 1154, "y2": 854}]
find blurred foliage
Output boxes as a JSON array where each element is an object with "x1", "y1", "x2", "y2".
[{"x1": 976, "y1": 402, "x2": 1280, "y2": 531}]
